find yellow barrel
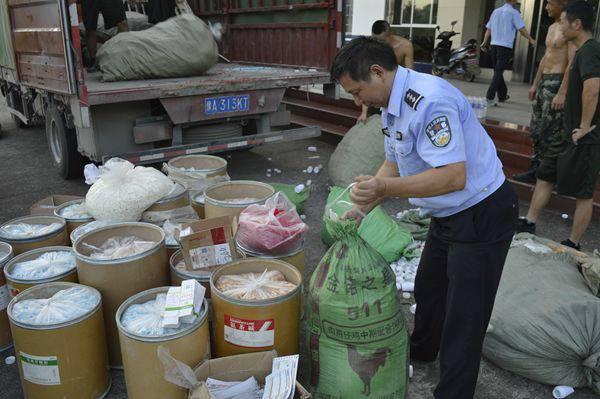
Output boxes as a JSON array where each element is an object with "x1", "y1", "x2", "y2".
[
  {"x1": 191, "y1": 192, "x2": 206, "y2": 219},
  {"x1": 74, "y1": 222, "x2": 170, "y2": 368},
  {"x1": 0, "y1": 242, "x2": 14, "y2": 351},
  {"x1": 8, "y1": 282, "x2": 110, "y2": 399},
  {"x1": 54, "y1": 200, "x2": 94, "y2": 245},
  {"x1": 4, "y1": 246, "x2": 78, "y2": 299},
  {"x1": 0, "y1": 216, "x2": 68, "y2": 256},
  {"x1": 236, "y1": 240, "x2": 305, "y2": 276},
  {"x1": 211, "y1": 259, "x2": 302, "y2": 357},
  {"x1": 204, "y1": 181, "x2": 275, "y2": 219},
  {"x1": 116, "y1": 287, "x2": 210, "y2": 399}
]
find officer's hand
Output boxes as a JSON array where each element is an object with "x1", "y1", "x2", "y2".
[
  {"x1": 552, "y1": 93, "x2": 565, "y2": 110},
  {"x1": 356, "y1": 111, "x2": 368, "y2": 124},
  {"x1": 480, "y1": 44, "x2": 489, "y2": 53},
  {"x1": 572, "y1": 125, "x2": 596, "y2": 145},
  {"x1": 529, "y1": 38, "x2": 536, "y2": 46},
  {"x1": 528, "y1": 86, "x2": 536, "y2": 101},
  {"x1": 350, "y1": 175, "x2": 386, "y2": 206}
]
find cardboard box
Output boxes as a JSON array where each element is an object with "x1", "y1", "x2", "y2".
[
  {"x1": 180, "y1": 216, "x2": 239, "y2": 271},
  {"x1": 191, "y1": 351, "x2": 311, "y2": 399},
  {"x1": 30, "y1": 195, "x2": 83, "y2": 216}
]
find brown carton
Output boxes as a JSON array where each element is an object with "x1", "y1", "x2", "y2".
[
  {"x1": 190, "y1": 350, "x2": 311, "y2": 399},
  {"x1": 180, "y1": 216, "x2": 239, "y2": 272},
  {"x1": 30, "y1": 195, "x2": 83, "y2": 216}
]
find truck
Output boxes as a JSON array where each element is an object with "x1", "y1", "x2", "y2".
[{"x1": 0, "y1": 0, "x2": 342, "y2": 178}]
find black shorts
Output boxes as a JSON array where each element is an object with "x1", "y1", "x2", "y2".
[
  {"x1": 81, "y1": 0, "x2": 127, "y2": 31},
  {"x1": 557, "y1": 142, "x2": 600, "y2": 199}
]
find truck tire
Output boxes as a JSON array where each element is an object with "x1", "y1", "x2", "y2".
[{"x1": 45, "y1": 104, "x2": 86, "y2": 179}]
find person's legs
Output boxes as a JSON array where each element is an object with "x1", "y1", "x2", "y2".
[
  {"x1": 514, "y1": 79, "x2": 544, "y2": 182},
  {"x1": 410, "y1": 230, "x2": 449, "y2": 362},
  {"x1": 496, "y1": 47, "x2": 511, "y2": 101},
  {"x1": 81, "y1": 0, "x2": 99, "y2": 68},
  {"x1": 486, "y1": 46, "x2": 500, "y2": 101},
  {"x1": 525, "y1": 179, "x2": 555, "y2": 222},
  {"x1": 86, "y1": 30, "x2": 98, "y2": 61},
  {"x1": 570, "y1": 198, "x2": 594, "y2": 244}
]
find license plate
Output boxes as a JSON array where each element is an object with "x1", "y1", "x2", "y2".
[{"x1": 204, "y1": 95, "x2": 250, "y2": 115}]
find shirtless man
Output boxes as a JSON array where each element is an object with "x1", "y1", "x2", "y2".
[
  {"x1": 513, "y1": 0, "x2": 575, "y2": 183},
  {"x1": 356, "y1": 20, "x2": 414, "y2": 123}
]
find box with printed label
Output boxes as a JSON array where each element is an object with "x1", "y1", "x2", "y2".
[
  {"x1": 190, "y1": 351, "x2": 311, "y2": 399},
  {"x1": 179, "y1": 216, "x2": 239, "y2": 271}
]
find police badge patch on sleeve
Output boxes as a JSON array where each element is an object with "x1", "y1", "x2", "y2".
[{"x1": 425, "y1": 116, "x2": 452, "y2": 147}]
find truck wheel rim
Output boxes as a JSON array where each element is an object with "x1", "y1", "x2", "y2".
[{"x1": 49, "y1": 119, "x2": 63, "y2": 165}]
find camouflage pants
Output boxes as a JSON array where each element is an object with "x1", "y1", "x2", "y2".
[{"x1": 529, "y1": 74, "x2": 565, "y2": 170}]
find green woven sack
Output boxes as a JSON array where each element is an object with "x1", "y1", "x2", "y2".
[
  {"x1": 307, "y1": 188, "x2": 409, "y2": 398},
  {"x1": 321, "y1": 186, "x2": 412, "y2": 263},
  {"x1": 271, "y1": 183, "x2": 313, "y2": 213}
]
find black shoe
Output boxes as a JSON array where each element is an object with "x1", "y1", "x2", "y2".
[
  {"x1": 516, "y1": 217, "x2": 536, "y2": 234},
  {"x1": 513, "y1": 169, "x2": 537, "y2": 184},
  {"x1": 560, "y1": 239, "x2": 581, "y2": 251},
  {"x1": 86, "y1": 60, "x2": 99, "y2": 73},
  {"x1": 499, "y1": 95, "x2": 510, "y2": 103}
]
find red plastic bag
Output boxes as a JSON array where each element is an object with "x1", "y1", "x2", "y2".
[{"x1": 237, "y1": 192, "x2": 308, "y2": 255}]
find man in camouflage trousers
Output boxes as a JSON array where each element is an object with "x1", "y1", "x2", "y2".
[{"x1": 513, "y1": 0, "x2": 573, "y2": 183}]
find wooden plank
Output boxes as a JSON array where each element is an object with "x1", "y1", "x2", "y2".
[
  {"x1": 10, "y1": 2, "x2": 60, "y2": 29},
  {"x1": 19, "y1": 72, "x2": 68, "y2": 92},
  {"x1": 18, "y1": 56, "x2": 66, "y2": 81},
  {"x1": 12, "y1": 30, "x2": 64, "y2": 55}
]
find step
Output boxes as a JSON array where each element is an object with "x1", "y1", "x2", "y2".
[
  {"x1": 290, "y1": 114, "x2": 349, "y2": 136},
  {"x1": 284, "y1": 100, "x2": 358, "y2": 129}
]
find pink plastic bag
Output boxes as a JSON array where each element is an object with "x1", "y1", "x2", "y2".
[{"x1": 237, "y1": 192, "x2": 308, "y2": 255}]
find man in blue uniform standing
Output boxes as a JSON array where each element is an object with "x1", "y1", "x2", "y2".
[{"x1": 331, "y1": 37, "x2": 518, "y2": 398}]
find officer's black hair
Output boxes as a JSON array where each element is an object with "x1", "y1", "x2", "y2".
[
  {"x1": 372, "y1": 20, "x2": 390, "y2": 35},
  {"x1": 565, "y1": 0, "x2": 595, "y2": 32},
  {"x1": 330, "y1": 36, "x2": 397, "y2": 83}
]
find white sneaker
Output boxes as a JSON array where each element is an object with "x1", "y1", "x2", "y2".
[{"x1": 487, "y1": 98, "x2": 498, "y2": 107}]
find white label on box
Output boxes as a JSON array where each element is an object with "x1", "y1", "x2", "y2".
[
  {"x1": 224, "y1": 315, "x2": 275, "y2": 348},
  {"x1": 20, "y1": 353, "x2": 60, "y2": 386},
  {"x1": 0, "y1": 285, "x2": 10, "y2": 311},
  {"x1": 190, "y1": 243, "x2": 232, "y2": 269}
]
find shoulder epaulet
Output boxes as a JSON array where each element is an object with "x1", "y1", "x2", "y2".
[{"x1": 404, "y1": 89, "x2": 424, "y2": 111}]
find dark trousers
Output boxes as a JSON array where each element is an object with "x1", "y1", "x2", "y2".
[
  {"x1": 410, "y1": 180, "x2": 518, "y2": 399},
  {"x1": 486, "y1": 45, "x2": 512, "y2": 101}
]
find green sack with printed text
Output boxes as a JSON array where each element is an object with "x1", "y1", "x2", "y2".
[
  {"x1": 321, "y1": 186, "x2": 412, "y2": 263},
  {"x1": 307, "y1": 188, "x2": 408, "y2": 398}
]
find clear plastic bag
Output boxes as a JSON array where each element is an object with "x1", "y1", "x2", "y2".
[
  {"x1": 0, "y1": 223, "x2": 63, "y2": 239},
  {"x1": 237, "y1": 192, "x2": 308, "y2": 255},
  {"x1": 59, "y1": 203, "x2": 92, "y2": 220},
  {"x1": 86, "y1": 236, "x2": 156, "y2": 260},
  {"x1": 215, "y1": 269, "x2": 297, "y2": 300},
  {"x1": 70, "y1": 221, "x2": 116, "y2": 244},
  {"x1": 163, "y1": 162, "x2": 230, "y2": 197},
  {"x1": 10, "y1": 251, "x2": 76, "y2": 280},
  {"x1": 86, "y1": 158, "x2": 175, "y2": 222},
  {"x1": 11, "y1": 287, "x2": 99, "y2": 325},
  {"x1": 162, "y1": 219, "x2": 192, "y2": 246},
  {"x1": 141, "y1": 206, "x2": 198, "y2": 226},
  {"x1": 121, "y1": 293, "x2": 190, "y2": 337}
]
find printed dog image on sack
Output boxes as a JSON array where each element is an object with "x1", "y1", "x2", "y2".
[{"x1": 307, "y1": 187, "x2": 409, "y2": 398}]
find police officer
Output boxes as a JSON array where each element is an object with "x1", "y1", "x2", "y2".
[{"x1": 331, "y1": 37, "x2": 518, "y2": 399}]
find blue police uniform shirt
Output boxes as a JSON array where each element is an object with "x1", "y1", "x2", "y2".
[
  {"x1": 382, "y1": 67, "x2": 505, "y2": 218},
  {"x1": 486, "y1": 3, "x2": 526, "y2": 49}
]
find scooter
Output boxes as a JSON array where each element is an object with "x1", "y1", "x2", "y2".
[{"x1": 431, "y1": 21, "x2": 481, "y2": 82}]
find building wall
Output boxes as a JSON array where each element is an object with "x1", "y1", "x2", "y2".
[
  {"x1": 436, "y1": 0, "x2": 468, "y2": 47},
  {"x1": 350, "y1": 0, "x2": 387, "y2": 35}
]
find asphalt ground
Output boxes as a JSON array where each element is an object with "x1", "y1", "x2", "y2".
[{"x1": 0, "y1": 98, "x2": 598, "y2": 398}]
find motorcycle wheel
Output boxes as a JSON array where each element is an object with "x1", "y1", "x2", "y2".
[
  {"x1": 462, "y1": 64, "x2": 475, "y2": 82},
  {"x1": 432, "y1": 67, "x2": 443, "y2": 77}
]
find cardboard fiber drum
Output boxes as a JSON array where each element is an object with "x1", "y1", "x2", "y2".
[
  {"x1": 0, "y1": 216, "x2": 68, "y2": 255},
  {"x1": 4, "y1": 246, "x2": 78, "y2": 299},
  {"x1": 210, "y1": 259, "x2": 302, "y2": 357},
  {"x1": 0, "y1": 242, "x2": 14, "y2": 351},
  {"x1": 204, "y1": 181, "x2": 274, "y2": 219},
  {"x1": 116, "y1": 287, "x2": 210, "y2": 399},
  {"x1": 53, "y1": 200, "x2": 94, "y2": 244},
  {"x1": 74, "y1": 223, "x2": 169, "y2": 368},
  {"x1": 236, "y1": 240, "x2": 306, "y2": 276},
  {"x1": 8, "y1": 282, "x2": 110, "y2": 399}
]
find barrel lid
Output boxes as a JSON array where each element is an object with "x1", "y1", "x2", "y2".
[
  {"x1": 8, "y1": 282, "x2": 101, "y2": 329},
  {"x1": 54, "y1": 199, "x2": 94, "y2": 222},
  {"x1": 235, "y1": 238, "x2": 304, "y2": 258},
  {"x1": 5, "y1": 246, "x2": 76, "y2": 283},
  {"x1": 204, "y1": 181, "x2": 274, "y2": 208},
  {"x1": 155, "y1": 182, "x2": 188, "y2": 204},
  {"x1": 0, "y1": 242, "x2": 13, "y2": 266},
  {"x1": 0, "y1": 216, "x2": 65, "y2": 243},
  {"x1": 168, "y1": 154, "x2": 227, "y2": 173},
  {"x1": 70, "y1": 221, "x2": 118, "y2": 246},
  {"x1": 116, "y1": 286, "x2": 209, "y2": 342}
]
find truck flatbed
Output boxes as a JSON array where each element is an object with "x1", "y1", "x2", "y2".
[{"x1": 84, "y1": 63, "x2": 330, "y2": 105}]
